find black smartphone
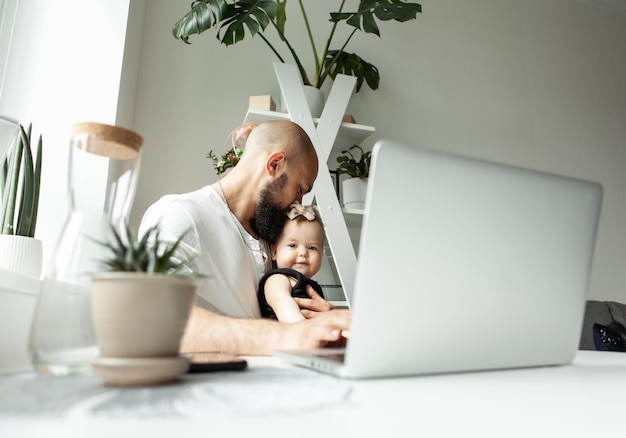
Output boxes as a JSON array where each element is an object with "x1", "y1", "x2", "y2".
[{"x1": 185, "y1": 352, "x2": 248, "y2": 373}]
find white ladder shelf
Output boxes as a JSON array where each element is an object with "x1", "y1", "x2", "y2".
[{"x1": 243, "y1": 62, "x2": 375, "y2": 304}]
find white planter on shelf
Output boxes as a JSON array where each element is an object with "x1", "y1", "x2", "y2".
[
  {"x1": 342, "y1": 177, "x2": 368, "y2": 210},
  {"x1": 281, "y1": 85, "x2": 325, "y2": 118}
]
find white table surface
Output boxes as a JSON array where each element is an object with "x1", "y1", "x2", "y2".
[{"x1": 1, "y1": 350, "x2": 625, "y2": 437}]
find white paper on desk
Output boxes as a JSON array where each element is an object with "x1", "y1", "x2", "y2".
[
  {"x1": 173, "y1": 366, "x2": 352, "y2": 418},
  {"x1": 76, "y1": 366, "x2": 352, "y2": 419}
]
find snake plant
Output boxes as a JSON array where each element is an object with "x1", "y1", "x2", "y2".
[
  {"x1": 172, "y1": 0, "x2": 422, "y2": 92},
  {"x1": 0, "y1": 124, "x2": 42, "y2": 237}
]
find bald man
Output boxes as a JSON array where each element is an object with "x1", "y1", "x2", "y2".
[{"x1": 140, "y1": 120, "x2": 350, "y2": 355}]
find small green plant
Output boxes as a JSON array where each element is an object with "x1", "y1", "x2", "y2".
[
  {"x1": 207, "y1": 146, "x2": 243, "y2": 175},
  {"x1": 336, "y1": 144, "x2": 370, "y2": 179},
  {"x1": 173, "y1": 0, "x2": 422, "y2": 92},
  {"x1": 206, "y1": 124, "x2": 255, "y2": 175},
  {"x1": 0, "y1": 124, "x2": 42, "y2": 237},
  {"x1": 96, "y1": 222, "x2": 201, "y2": 278}
]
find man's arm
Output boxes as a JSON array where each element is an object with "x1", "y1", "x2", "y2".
[{"x1": 180, "y1": 305, "x2": 350, "y2": 356}]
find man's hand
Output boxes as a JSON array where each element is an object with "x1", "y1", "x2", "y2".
[
  {"x1": 277, "y1": 309, "x2": 351, "y2": 351},
  {"x1": 294, "y1": 284, "x2": 334, "y2": 318}
]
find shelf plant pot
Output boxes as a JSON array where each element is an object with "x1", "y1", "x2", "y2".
[
  {"x1": 342, "y1": 177, "x2": 368, "y2": 210},
  {"x1": 281, "y1": 85, "x2": 325, "y2": 118}
]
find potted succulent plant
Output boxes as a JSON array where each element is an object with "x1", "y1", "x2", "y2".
[
  {"x1": 90, "y1": 222, "x2": 203, "y2": 386},
  {"x1": 173, "y1": 0, "x2": 422, "y2": 93},
  {"x1": 336, "y1": 144, "x2": 370, "y2": 210},
  {"x1": 0, "y1": 122, "x2": 43, "y2": 278}
]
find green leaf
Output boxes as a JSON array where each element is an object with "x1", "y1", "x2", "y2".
[
  {"x1": 361, "y1": 10, "x2": 379, "y2": 36},
  {"x1": 172, "y1": 0, "x2": 278, "y2": 46},
  {"x1": 1, "y1": 159, "x2": 6, "y2": 195},
  {"x1": 172, "y1": 0, "x2": 230, "y2": 43},
  {"x1": 0, "y1": 150, "x2": 10, "y2": 231},
  {"x1": 15, "y1": 125, "x2": 35, "y2": 237},
  {"x1": 218, "y1": 0, "x2": 277, "y2": 46},
  {"x1": 1, "y1": 131, "x2": 23, "y2": 234},
  {"x1": 324, "y1": 50, "x2": 380, "y2": 92},
  {"x1": 275, "y1": 0, "x2": 287, "y2": 38},
  {"x1": 28, "y1": 134, "x2": 42, "y2": 237},
  {"x1": 330, "y1": 1, "x2": 422, "y2": 36}
]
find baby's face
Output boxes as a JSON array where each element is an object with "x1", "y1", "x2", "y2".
[{"x1": 272, "y1": 219, "x2": 324, "y2": 278}]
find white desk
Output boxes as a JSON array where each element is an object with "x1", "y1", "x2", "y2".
[{"x1": 1, "y1": 350, "x2": 625, "y2": 437}]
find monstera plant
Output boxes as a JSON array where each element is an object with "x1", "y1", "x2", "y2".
[{"x1": 173, "y1": 0, "x2": 422, "y2": 92}]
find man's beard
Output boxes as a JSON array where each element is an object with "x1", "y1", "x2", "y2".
[{"x1": 251, "y1": 173, "x2": 289, "y2": 244}]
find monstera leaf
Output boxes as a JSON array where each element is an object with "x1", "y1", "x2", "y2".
[
  {"x1": 173, "y1": 0, "x2": 277, "y2": 45},
  {"x1": 323, "y1": 50, "x2": 380, "y2": 92},
  {"x1": 330, "y1": 0, "x2": 422, "y2": 36}
]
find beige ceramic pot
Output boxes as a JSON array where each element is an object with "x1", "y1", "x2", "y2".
[{"x1": 91, "y1": 272, "x2": 197, "y2": 358}]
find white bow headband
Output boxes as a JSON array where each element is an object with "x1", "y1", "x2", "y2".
[{"x1": 287, "y1": 203, "x2": 317, "y2": 221}]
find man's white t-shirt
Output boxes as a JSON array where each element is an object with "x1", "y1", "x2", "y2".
[{"x1": 139, "y1": 185, "x2": 271, "y2": 318}]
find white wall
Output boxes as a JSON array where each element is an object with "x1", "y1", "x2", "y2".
[
  {"x1": 130, "y1": 0, "x2": 626, "y2": 303},
  {"x1": 3, "y1": 1, "x2": 623, "y2": 302},
  {"x1": 0, "y1": 0, "x2": 138, "y2": 271}
]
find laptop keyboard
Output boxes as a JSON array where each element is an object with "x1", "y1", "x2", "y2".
[{"x1": 318, "y1": 352, "x2": 346, "y2": 362}]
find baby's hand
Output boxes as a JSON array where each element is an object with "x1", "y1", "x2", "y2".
[{"x1": 295, "y1": 285, "x2": 334, "y2": 318}]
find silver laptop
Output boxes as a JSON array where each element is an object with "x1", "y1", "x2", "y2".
[{"x1": 274, "y1": 139, "x2": 603, "y2": 379}]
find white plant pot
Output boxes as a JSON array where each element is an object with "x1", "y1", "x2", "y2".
[
  {"x1": 92, "y1": 273, "x2": 198, "y2": 358},
  {"x1": 90, "y1": 272, "x2": 199, "y2": 385},
  {"x1": 342, "y1": 177, "x2": 368, "y2": 210},
  {"x1": 0, "y1": 235, "x2": 43, "y2": 279},
  {"x1": 0, "y1": 270, "x2": 40, "y2": 373},
  {"x1": 281, "y1": 85, "x2": 325, "y2": 118}
]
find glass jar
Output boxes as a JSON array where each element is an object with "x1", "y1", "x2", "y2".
[{"x1": 29, "y1": 122, "x2": 143, "y2": 375}]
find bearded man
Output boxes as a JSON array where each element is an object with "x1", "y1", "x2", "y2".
[{"x1": 140, "y1": 120, "x2": 350, "y2": 355}]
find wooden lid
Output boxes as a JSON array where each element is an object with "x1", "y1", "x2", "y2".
[{"x1": 72, "y1": 122, "x2": 143, "y2": 159}]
